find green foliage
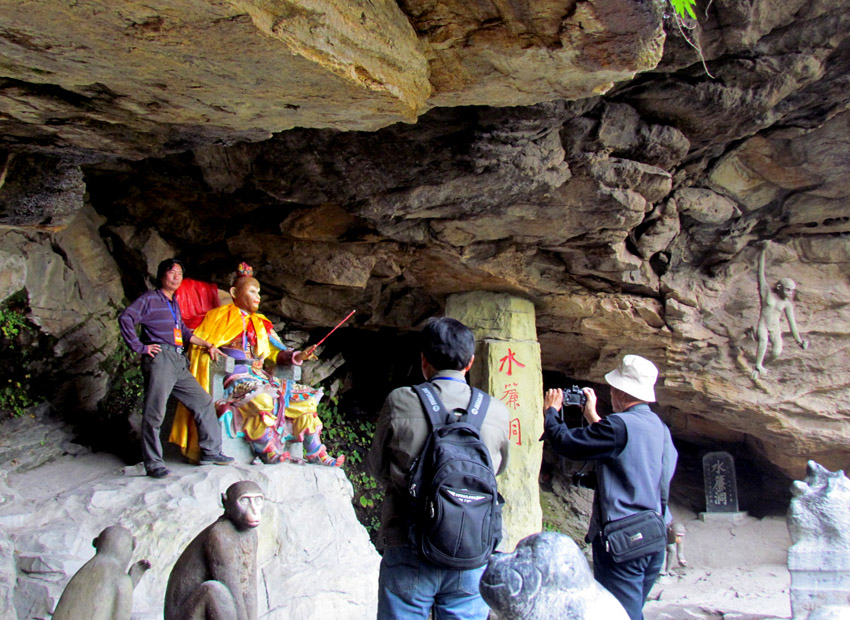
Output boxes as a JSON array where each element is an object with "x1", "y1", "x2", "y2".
[
  {"x1": 99, "y1": 345, "x2": 145, "y2": 420},
  {"x1": 319, "y1": 394, "x2": 375, "y2": 467},
  {"x1": 0, "y1": 378, "x2": 36, "y2": 417},
  {"x1": 318, "y1": 396, "x2": 344, "y2": 438},
  {"x1": 353, "y1": 471, "x2": 385, "y2": 512},
  {"x1": 669, "y1": 0, "x2": 697, "y2": 20},
  {"x1": 0, "y1": 306, "x2": 31, "y2": 339},
  {"x1": 318, "y1": 392, "x2": 382, "y2": 537},
  {"x1": 0, "y1": 299, "x2": 39, "y2": 417}
]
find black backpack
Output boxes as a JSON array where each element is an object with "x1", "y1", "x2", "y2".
[{"x1": 406, "y1": 382, "x2": 503, "y2": 570}]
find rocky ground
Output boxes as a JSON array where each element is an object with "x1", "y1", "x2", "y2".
[
  {"x1": 1, "y1": 442, "x2": 794, "y2": 620},
  {"x1": 542, "y1": 455, "x2": 793, "y2": 620},
  {"x1": 645, "y1": 507, "x2": 791, "y2": 620},
  {"x1": 0, "y1": 445, "x2": 379, "y2": 620}
]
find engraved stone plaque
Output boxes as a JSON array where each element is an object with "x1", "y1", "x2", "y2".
[{"x1": 703, "y1": 451, "x2": 739, "y2": 513}]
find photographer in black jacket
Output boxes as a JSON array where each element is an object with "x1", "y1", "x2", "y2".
[{"x1": 542, "y1": 355, "x2": 677, "y2": 620}]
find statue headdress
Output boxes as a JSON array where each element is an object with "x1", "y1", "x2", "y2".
[
  {"x1": 237, "y1": 262, "x2": 253, "y2": 278},
  {"x1": 232, "y1": 262, "x2": 255, "y2": 286}
]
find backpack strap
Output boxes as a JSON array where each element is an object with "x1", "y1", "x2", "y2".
[
  {"x1": 413, "y1": 382, "x2": 452, "y2": 428},
  {"x1": 412, "y1": 382, "x2": 491, "y2": 430},
  {"x1": 464, "y1": 388, "x2": 490, "y2": 432}
]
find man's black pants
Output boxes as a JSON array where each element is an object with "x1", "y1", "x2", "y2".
[{"x1": 141, "y1": 346, "x2": 221, "y2": 471}]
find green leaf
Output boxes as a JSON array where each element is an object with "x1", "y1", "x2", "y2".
[
  {"x1": 670, "y1": 0, "x2": 697, "y2": 20},
  {"x1": 360, "y1": 496, "x2": 369, "y2": 507}
]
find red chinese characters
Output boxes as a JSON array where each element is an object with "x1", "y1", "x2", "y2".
[
  {"x1": 501, "y1": 382, "x2": 520, "y2": 410},
  {"x1": 509, "y1": 418, "x2": 522, "y2": 446},
  {"x1": 498, "y1": 348, "x2": 526, "y2": 447},
  {"x1": 498, "y1": 348, "x2": 526, "y2": 376}
]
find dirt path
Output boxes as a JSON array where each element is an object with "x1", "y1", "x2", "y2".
[{"x1": 645, "y1": 506, "x2": 791, "y2": 620}]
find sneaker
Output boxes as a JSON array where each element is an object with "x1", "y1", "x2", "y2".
[
  {"x1": 199, "y1": 453, "x2": 235, "y2": 466},
  {"x1": 147, "y1": 467, "x2": 171, "y2": 479}
]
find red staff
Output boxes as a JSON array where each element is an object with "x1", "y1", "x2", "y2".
[{"x1": 303, "y1": 310, "x2": 355, "y2": 359}]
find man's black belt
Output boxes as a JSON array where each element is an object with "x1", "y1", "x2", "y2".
[{"x1": 149, "y1": 343, "x2": 184, "y2": 353}]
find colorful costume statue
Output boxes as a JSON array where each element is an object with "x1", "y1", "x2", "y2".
[{"x1": 169, "y1": 264, "x2": 344, "y2": 467}]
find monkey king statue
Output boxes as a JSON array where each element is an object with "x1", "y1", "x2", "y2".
[{"x1": 169, "y1": 263, "x2": 344, "y2": 467}]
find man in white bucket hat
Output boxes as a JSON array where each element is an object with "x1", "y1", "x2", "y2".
[{"x1": 542, "y1": 354, "x2": 677, "y2": 620}]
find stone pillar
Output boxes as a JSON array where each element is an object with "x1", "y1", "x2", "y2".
[{"x1": 446, "y1": 292, "x2": 543, "y2": 551}]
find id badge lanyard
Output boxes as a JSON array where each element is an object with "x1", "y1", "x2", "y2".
[{"x1": 164, "y1": 294, "x2": 184, "y2": 347}]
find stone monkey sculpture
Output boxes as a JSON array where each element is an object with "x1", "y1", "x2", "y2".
[
  {"x1": 52, "y1": 525, "x2": 150, "y2": 620},
  {"x1": 752, "y1": 242, "x2": 809, "y2": 379},
  {"x1": 164, "y1": 480, "x2": 264, "y2": 620},
  {"x1": 663, "y1": 522, "x2": 687, "y2": 574}
]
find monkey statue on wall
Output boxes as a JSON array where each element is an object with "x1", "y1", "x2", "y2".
[
  {"x1": 164, "y1": 480, "x2": 265, "y2": 620},
  {"x1": 752, "y1": 241, "x2": 809, "y2": 379},
  {"x1": 52, "y1": 524, "x2": 151, "y2": 620}
]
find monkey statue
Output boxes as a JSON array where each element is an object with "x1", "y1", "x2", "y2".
[
  {"x1": 164, "y1": 480, "x2": 265, "y2": 620},
  {"x1": 663, "y1": 522, "x2": 688, "y2": 575},
  {"x1": 52, "y1": 525, "x2": 151, "y2": 620},
  {"x1": 752, "y1": 241, "x2": 809, "y2": 379}
]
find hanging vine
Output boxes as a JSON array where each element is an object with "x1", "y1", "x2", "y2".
[{"x1": 668, "y1": 0, "x2": 715, "y2": 78}]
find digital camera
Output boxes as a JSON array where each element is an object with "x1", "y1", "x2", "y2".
[{"x1": 563, "y1": 385, "x2": 587, "y2": 408}]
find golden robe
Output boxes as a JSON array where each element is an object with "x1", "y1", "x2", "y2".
[{"x1": 169, "y1": 303, "x2": 320, "y2": 462}]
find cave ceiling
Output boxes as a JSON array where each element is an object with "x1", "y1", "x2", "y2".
[{"x1": 1, "y1": 0, "x2": 850, "y2": 479}]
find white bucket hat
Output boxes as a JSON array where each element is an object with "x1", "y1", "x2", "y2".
[{"x1": 604, "y1": 354, "x2": 658, "y2": 402}]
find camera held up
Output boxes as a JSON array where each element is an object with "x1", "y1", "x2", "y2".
[{"x1": 562, "y1": 385, "x2": 587, "y2": 408}]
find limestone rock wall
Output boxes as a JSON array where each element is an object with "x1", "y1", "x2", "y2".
[
  {"x1": 1, "y1": 0, "x2": 850, "y2": 481},
  {"x1": 0, "y1": 0, "x2": 431, "y2": 159},
  {"x1": 0, "y1": 0, "x2": 667, "y2": 160},
  {"x1": 400, "y1": 0, "x2": 665, "y2": 107},
  {"x1": 0, "y1": 203, "x2": 124, "y2": 419},
  {"x1": 85, "y1": 97, "x2": 850, "y2": 481}
]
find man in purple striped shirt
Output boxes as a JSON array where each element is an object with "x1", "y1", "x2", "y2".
[{"x1": 119, "y1": 258, "x2": 233, "y2": 478}]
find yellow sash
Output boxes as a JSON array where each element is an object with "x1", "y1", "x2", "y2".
[{"x1": 168, "y1": 304, "x2": 278, "y2": 460}]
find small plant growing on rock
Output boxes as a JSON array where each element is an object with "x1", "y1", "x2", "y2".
[
  {"x1": 666, "y1": 0, "x2": 714, "y2": 78},
  {"x1": 0, "y1": 296, "x2": 39, "y2": 417},
  {"x1": 0, "y1": 306, "x2": 31, "y2": 339},
  {"x1": 0, "y1": 378, "x2": 35, "y2": 417},
  {"x1": 318, "y1": 391, "x2": 383, "y2": 540},
  {"x1": 669, "y1": 0, "x2": 697, "y2": 19}
]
